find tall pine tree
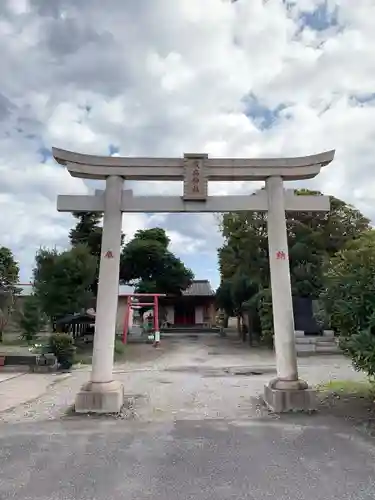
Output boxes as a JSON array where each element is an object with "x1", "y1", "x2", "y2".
[
  {"x1": 69, "y1": 212, "x2": 103, "y2": 258},
  {"x1": 69, "y1": 212, "x2": 103, "y2": 295},
  {"x1": 69, "y1": 212, "x2": 125, "y2": 295}
]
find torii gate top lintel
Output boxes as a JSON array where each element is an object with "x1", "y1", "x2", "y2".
[{"x1": 52, "y1": 147, "x2": 335, "y2": 182}]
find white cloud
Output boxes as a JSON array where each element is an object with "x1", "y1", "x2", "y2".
[
  {"x1": 122, "y1": 214, "x2": 149, "y2": 243},
  {"x1": 167, "y1": 230, "x2": 203, "y2": 255},
  {"x1": 0, "y1": 0, "x2": 375, "y2": 283}
]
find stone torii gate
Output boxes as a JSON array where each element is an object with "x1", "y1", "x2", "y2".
[{"x1": 53, "y1": 147, "x2": 335, "y2": 413}]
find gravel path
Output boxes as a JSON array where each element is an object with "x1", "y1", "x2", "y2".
[{"x1": 0, "y1": 336, "x2": 366, "y2": 424}]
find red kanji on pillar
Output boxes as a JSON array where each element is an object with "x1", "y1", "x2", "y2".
[
  {"x1": 276, "y1": 250, "x2": 286, "y2": 260},
  {"x1": 104, "y1": 250, "x2": 114, "y2": 259}
]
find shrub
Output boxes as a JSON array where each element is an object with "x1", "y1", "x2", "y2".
[
  {"x1": 256, "y1": 288, "x2": 274, "y2": 347},
  {"x1": 28, "y1": 343, "x2": 50, "y2": 354},
  {"x1": 48, "y1": 332, "x2": 76, "y2": 370},
  {"x1": 322, "y1": 231, "x2": 375, "y2": 375},
  {"x1": 339, "y1": 313, "x2": 375, "y2": 378},
  {"x1": 323, "y1": 232, "x2": 375, "y2": 338},
  {"x1": 18, "y1": 294, "x2": 45, "y2": 344},
  {"x1": 340, "y1": 328, "x2": 375, "y2": 378}
]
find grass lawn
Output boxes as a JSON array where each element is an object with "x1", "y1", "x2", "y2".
[
  {"x1": 1, "y1": 337, "x2": 25, "y2": 346},
  {"x1": 317, "y1": 379, "x2": 375, "y2": 398},
  {"x1": 0, "y1": 338, "x2": 36, "y2": 354},
  {"x1": 316, "y1": 378, "x2": 375, "y2": 435}
]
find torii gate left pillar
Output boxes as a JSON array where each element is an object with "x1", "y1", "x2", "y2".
[
  {"x1": 79, "y1": 175, "x2": 125, "y2": 412},
  {"x1": 54, "y1": 147, "x2": 334, "y2": 414}
]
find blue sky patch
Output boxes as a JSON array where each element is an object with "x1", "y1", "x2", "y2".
[
  {"x1": 244, "y1": 94, "x2": 287, "y2": 130},
  {"x1": 300, "y1": 1, "x2": 339, "y2": 31},
  {"x1": 109, "y1": 144, "x2": 120, "y2": 156},
  {"x1": 38, "y1": 146, "x2": 52, "y2": 163},
  {"x1": 350, "y1": 93, "x2": 375, "y2": 106}
]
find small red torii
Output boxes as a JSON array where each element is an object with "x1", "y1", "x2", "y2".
[{"x1": 122, "y1": 293, "x2": 165, "y2": 346}]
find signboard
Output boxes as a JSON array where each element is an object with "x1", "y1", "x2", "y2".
[{"x1": 183, "y1": 154, "x2": 208, "y2": 201}]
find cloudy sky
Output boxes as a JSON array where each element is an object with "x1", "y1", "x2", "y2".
[{"x1": 1, "y1": 0, "x2": 375, "y2": 289}]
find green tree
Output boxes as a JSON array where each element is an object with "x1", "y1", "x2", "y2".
[
  {"x1": 219, "y1": 192, "x2": 370, "y2": 298},
  {"x1": 215, "y1": 279, "x2": 235, "y2": 318},
  {"x1": 131, "y1": 227, "x2": 170, "y2": 248},
  {"x1": 0, "y1": 247, "x2": 20, "y2": 341},
  {"x1": 230, "y1": 274, "x2": 259, "y2": 314},
  {"x1": 69, "y1": 212, "x2": 103, "y2": 258},
  {"x1": 218, "y1": 191, "x2": 371, "y2": 343},
  {"x1": 317, "y1": 195, "x2": 371, "y2": 256},
  {"x1": 215, "y1": 275, "x2": 259, "y2": 341},
  {"x1": 120, "y1": 228, "x2": 194, "y2": 294},
  {"x1": 18, "y1": 294, "x2": 45, "y2": 344},
  {"x1": 0, "y1": 246, "x2": 19, "y2": 290},
  {"x1": 323, "y1": 230, "x2": 375, "y2": 338},
  {"x1": 33, "y1": 245, "x2": 97, "y2": 322},
  {"x1": 287, "y1": 191, "x2": 370, "y2": 296},
  {"x1": 322, "y1": 230, "x2": 375, "y2": 377},
  {"x1": 218, "y1": 209, "x2": 269, "y2": 289},
  {"x1": 69, "y1": 212, "x2": 125, "y2": 293}
]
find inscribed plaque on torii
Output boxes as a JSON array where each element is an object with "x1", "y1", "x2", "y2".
[{"x1": 183, "y1": 153, "x2": 208, "y2": 201}]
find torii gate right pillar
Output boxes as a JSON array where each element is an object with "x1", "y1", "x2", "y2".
[{"x1": 264, "y1": 176, "x2": 315, "y2": 412}]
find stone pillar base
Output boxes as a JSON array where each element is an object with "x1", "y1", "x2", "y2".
[
  {"x1": 263, "y1": 378, "x2": 317, "y2": 413},
  {"x1": 74, "y1": 380, "x2": 124, "y2": 414}
]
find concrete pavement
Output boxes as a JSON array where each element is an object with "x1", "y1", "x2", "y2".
[{"x1": 0, "y1": 418, "x2": 374, "y2": 499}]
